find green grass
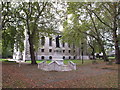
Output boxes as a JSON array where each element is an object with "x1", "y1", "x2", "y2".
[
  {"x1": 65, "y1": 60, "x2": 104, "y2": 66},
  {"x1": 26, "y1": 60, "x2": 51, "y2": 63},
  {"x1": 25, "y1": 60, "x2": 86, "y2": 64},
  {"x1": 0, "y1": 58, "x2": 104, "y2": 66},
  {"x1": 26, "y1": 59, "x2": 104, "y2": 66},
  {"x1": 0, "y1": 59, "x2": 16, "y2": 63},
  {"x1": 0, "y1": 59, "x2": 8, "y2": 61},
  {"x1": 108, "y1": 57, "x2": 115, "y2": 59}
]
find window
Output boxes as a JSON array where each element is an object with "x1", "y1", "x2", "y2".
[
  {"x1": 49, "y1": 49, "x2": 52, "y2": 52},
  {"x1": 74, "y1": 56, "x2": 76, "y2": 59},
  {"x1": 74, "y1": 50, "x2": 75, "y2": 53},
  {"x1": 41, "y1": 56, "x2": 44, "y2": 60},
  {"x1": 69, "y1": 56, "x2": 71, "y2": 59},
  {"x1": 69, "y1": 50, "x2": 71, "y2": 53},
  {"x1": 62, "y1": 42, "x2": 65, "y2": 47},
  {"x1": 49, "y1": 56, "x2": 52, "y2": 60},
  {"x1": 41, "y1": 37, "x2": 45, "y2": 46},
  {"x1": 49, "y1": 38, "x2": 52, "y2": 46},
  {"x1": 73, "y1": 43, "x2": 75, "y2": 48},
  {"x1": 63, "y1": 56, "x2": 65, "y2": 59},
  {"x1": 68, "y1": 43, "x2": 70, "y2": 48},
  {"x1": 41, "y1": 49, "x2": 44, "y2": 52},
  {"x1": 63, "y1": 50, "x2": 65, "y2": 53}
]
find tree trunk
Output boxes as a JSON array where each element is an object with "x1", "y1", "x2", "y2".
[
  {"x1": 26, "y1": 17, "x2": 37, "y2": 64},
  {"x1": 113, "y1": 28, "x2": 120, "y2": 64},
  {"x1": 98, "y1": 41, "x2": 109, "y2": 62},
  {"x1": 101, "y1": 47, "x2": 109, "y2": 62},
  {"x1": 113, "y1": 4, "x2": 120, "y2": 64},
  {"x1": 88, "y1": 42, "x2": 95, "y2": 60},
  {"x1": 79, "y1": 47, "x2": 81, "y2": 59},
  {"x1": 92, "y1": 48, "x2": 95, "y2": 60},
  {"x1": 28, "y1": 35, "x2": 37, "y2": 64}
]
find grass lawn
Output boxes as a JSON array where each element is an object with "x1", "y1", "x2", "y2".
[
  {"x1": 25, "y1": 59, "x2": 104, "y2": 66},
  {"x1": 0, "y1": 58, "x2": 104, "y2": 66},
  {"x1": 108, "y1": 57, "x2": 115, "y2": 59},
  {"x1": 0, "y1": 59, "x2": 17, "y2": 63},
  {"x1": 0, "y1": 59, "x2": 8, "y2": 61},
  {"x1": 26, "y1": 60, "x2": 51, "y2": 64}
]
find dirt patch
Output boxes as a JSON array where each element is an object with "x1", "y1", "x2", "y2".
[{"x1": 2, "y1": 61, "x2": 118, "y2": 88}]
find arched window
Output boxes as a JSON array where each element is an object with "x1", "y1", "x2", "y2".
[
  {"x1": 62, "y1": 42, "x2": 65, "y2": 47},
  {"x1": 63, "y1": 50, "x2": 65, "y2": 53},
  {"x1": 68, "y1": 43, "x2": 70, "y2": 48},
  {"x1": 49, "y1": 56, "x2": 52, "y2": 60},
  {"x1": 41, "y1": 49, "x2": 44, "y2": 52},
  {"x1": 69, "y1": 56, "x2": 71, "y2": 59},
  {"x1": 74, "y1": 56, "x2": 76, "y2": 59},
  {"x1": 69, "y1": 50, "x2": 71, "y2": 53},
  {"x1": 41, "y1": 37, "x2": 45, "y2": 46},
  {"x1": 74, "y1": 50, "x2": 75, "y2": 53},
  {"x1": 63, "y1": 56, "x2": 65, "y2": 59},
  {"x1": 41, "y1": 56, "x2": 44, "y2": 60},
  {"x1": 49, "y1": 38, "x2": 52, "y2": 46},
  {"x1": 49, "y1": 49, "x2": 52, "y2": 52},
  {"x1": 73, "y1": 43, "x2": 75, "y2": 48}
]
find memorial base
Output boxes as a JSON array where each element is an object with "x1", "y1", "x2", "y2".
[
  {"x1": 52, "y1": 48, "x2": 63, "y2": 65},
  {"x1": 38, "y1": 48, "x2": 76, "y2": 71}
]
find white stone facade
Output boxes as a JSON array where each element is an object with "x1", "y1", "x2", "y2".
[{"x1": 13, "y1": 31, "x2": 89, "y2": 61}]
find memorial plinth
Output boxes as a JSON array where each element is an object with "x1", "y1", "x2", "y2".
[
  {"x1": 38, "y1": 47, "x2": 76, "y2": 71},
  {"x1": 52, "y1": 48, "x2": 63, "y2": 65},
  {"x1": 38, "y1": 35, "x2": 76, "y2": 71}
]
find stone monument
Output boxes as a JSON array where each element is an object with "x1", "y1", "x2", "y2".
[
  {"x1": 38, "y1": 35, "x2": 76, "y2": 71},
  {"x1": 52, "y1": 35, "x2": 63, "y2": 65}
]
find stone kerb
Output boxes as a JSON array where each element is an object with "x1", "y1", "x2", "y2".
[
  {"x1": 68, "y1": 61, "x2": 76, "y2": 70},
  {"x1": 48, "y1": 61, "x2": 72, "y2": 71},
  {"x1": 38, "y1": 61, "x2": 47, "y2": 69},
  {"x1": 61, "y1": 65, "x2": 72, "y2": 71},
  {"x1": 48, "y1": 61, "x2": 61, "y2": 71},
  {"x1": 38, "y1": 60, "x2": 76, "y2": 71}
]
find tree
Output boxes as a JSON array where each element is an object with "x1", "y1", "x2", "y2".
[
  {"x1": 1, "y1": 2, "x2": 66, "y2": 64},
  {"x1": 85, "y1": 2, "x2": 120, "y2": 63},
  {"x1": 14, "y1": 2, "x2": 66, "y2": 64},
  {"x1": 15, "y1": 2, "x2": 53, "y2": 64},
  {"x1": 64, "y1": 2, "x2": 120, "y2": 63},
  {"x1": 1, "y1": 2, "x2": 25, "y2": 58},
  {"x1": 87, "y1": 36, "x2": 96, "y2": 60},
  {"x1": 63, "y1": 2, "x2": 109, "y2": 61},
  {"x1": 62, "y1": 14, "x2": 87, "y2": 59}
]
